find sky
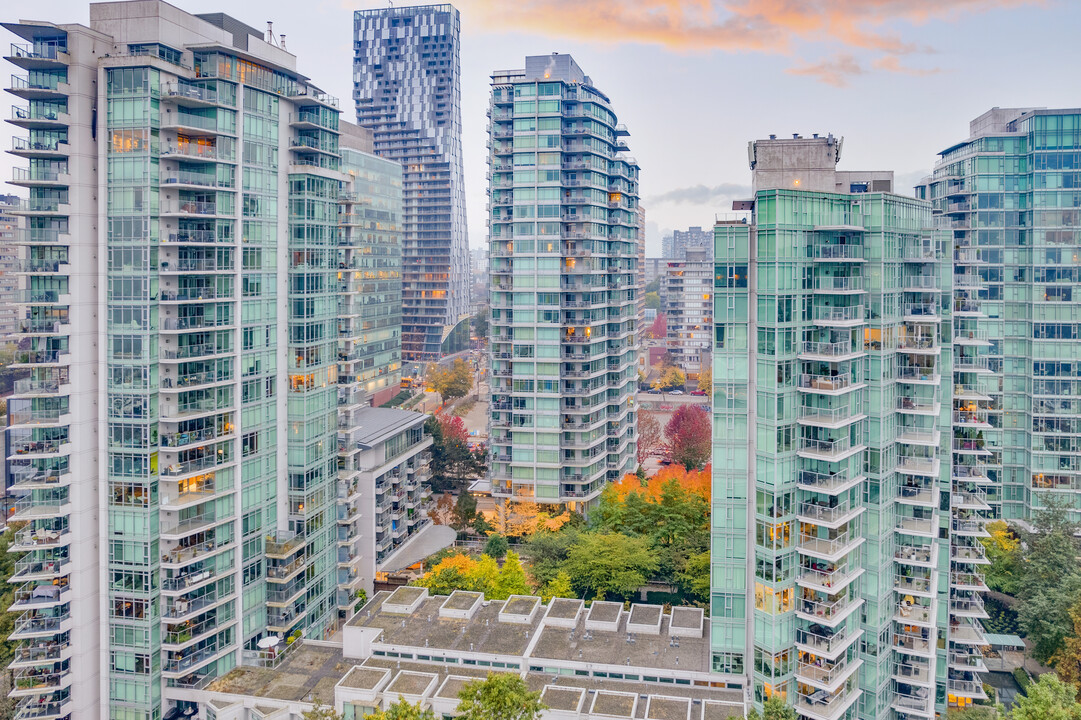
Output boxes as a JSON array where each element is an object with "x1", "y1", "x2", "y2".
[{"x1": 3, "y1": 0, "x2": 1081, "y2": 255}]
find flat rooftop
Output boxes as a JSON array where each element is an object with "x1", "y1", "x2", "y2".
[
  {"x1": 531, "y1": 608, "x2": 710, "y2": 674},
  {"x1": 350, "y1": 407, "x2": 427, "y2": 447},
  {"x1": 206, "y1": 644, "x2": 349, "y2": 706},
  {"x1": 348, "y1": 591, "x2": 542, "y2": 657}
]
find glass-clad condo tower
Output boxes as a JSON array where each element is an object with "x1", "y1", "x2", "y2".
[
  {"x1": 712, "y1": 135, "x2": 958, "y2": 720},
  {"x1": 917, "y1": 107, "x2": 1081, "y2": 711},
  {"x1": 353, "y1": 4, "x2": 469, "y2": 362},
  {"x1": 2, "y1": 3, "x2": 413, "y2": 718},
  {"x1": 486, "y1": 54, "x2": 639, "y2": 507}
]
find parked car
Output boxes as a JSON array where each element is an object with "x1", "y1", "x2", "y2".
[
  {"x1": 670, "y1": 389, "x2": 684, "y2": 395},
  {"x1": 690, "y1": 390, "x2": 707, "y2": 396}
]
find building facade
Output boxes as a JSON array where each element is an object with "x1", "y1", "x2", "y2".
[
  {"x1": 663, "y1": 225, "x2": 713, "y2": 260},
  {"x1": 2, "y1": 4, "x2": 419, "y2": 718},
  {"x1": 0, "y1": 194, "x2": 19, "y2": 336},
  {"x1": 662, "y1": 247, "x2": 712, "y2": 375},
  {"x1": 712, "y1": 134, "x2": 964, "y2": 719},
  {"x1": 487, "y1": 53, "x2": 639, "y2": 506},
  {"x1": 352, "y1": 4, "x2": 469, "y2": 362}
]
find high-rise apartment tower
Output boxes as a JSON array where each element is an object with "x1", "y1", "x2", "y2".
[
  {"x1": 353, "y1": 4, "x2": 470, "y2": 362},
  {"x1": 487, "y1": 53, "x2": 640, "y2": 506}
]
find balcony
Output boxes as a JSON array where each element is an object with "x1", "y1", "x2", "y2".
[
  {"x1": 798, "y1": 563, "x2": 863, "y2": 593},
  {"x1": 950, "y1": 620, "x2": 987, "y2": 645},
  {"x1": 797, "y1": 469, "x2": 862, "y2": 495},
  {"x1": 813, "y1": 244, "x2": 864, "y2": 262},
  {"x1": 797, "y1": 593, "x2": 862, "y2": 626},
  {"x1": 894, "y1": 544, "x2": 934, "y2": 567},
  {"x1": 894, "y1": 574, "x2": 935, "y2": 598},
  {"x1": 950, "y1": 572, "x2": 989, "y2": 592},
  {"x1": 892, "y1": 660, "x2": 934, "y2": 687},
  {"x1": 799, "y1": 373, "x2": 859, "y2": 395},
  {"x1": 903, "y1": 303, "x2": 938, "y2": 320},
  {"x1": 795, "y1": 626, "x2": 860, "y2": 659},
  {"x1": 800, "y1": 341, "x2": 862, "y2": 361},
  {"x1": 897, "y1": 335, "x2": 937, "y2": 354},
  {"x1": 897, "y1": 455, "x2": 939, "y2": 477},
  {"x1": 895, "y1": 515, "x2": 936, "y2": 537},
  {"x1": 797, "y1": 655, "x2": 860, "y2": 691},
  {"x1": 813, "y1": 305, "x2": 864, "y2": 327},
  {"x1": 813, "y1": 276, "x2": 864, "y2": 294},
  {"x1": 796, "y1": 685, "x2": 860, "y2": 720},
  {"x1": 798, "y1": 436, "x2": 861, "y2": 462},
  {"x1": 799, "y1": 530, "x2": 863, "y2": 561},
  {"x1": 797, "y1": 500, "x2": 861, "y2": 528}
]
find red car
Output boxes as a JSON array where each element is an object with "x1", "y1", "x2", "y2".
[{"x1": 690, "y1": 390, "x2": 707, "y2": 396}]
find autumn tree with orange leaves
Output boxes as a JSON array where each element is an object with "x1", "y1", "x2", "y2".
[{"x1": 587, "y1": 464, "x2": 712, "y2": 604}]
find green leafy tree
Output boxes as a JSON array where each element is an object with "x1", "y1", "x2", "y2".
[
  {"x1": 522, "y1": 528, "x2": 579, "y2": 587},
  {"x1": 492, "y1": 551, "x2": 530, "y2": 599},
  {"x1": 483, "y1": 534, "x2": 509, "y2": 560},
  {"x1": 542, "y1": 570, "x2": 576, "y2": 601},
  {"x1": 677, "y1": 551, "x2": 711, "y2": 606},
  {"x1": 472, "y1": 308, "x2": 489, "y2": 341},
  {"x1": 363, "y1": 698, "x2": 436, "y2": 720},
  {"x1": 1015, "y1": 501, "x2": 1081, "y2": 664},
  {"x1": 452, "y1": 492, "x2": 478, "y2": 530},
  {"x1": 645, "y1": 278, "x2": 661, "y2": 294},
  {"x1": 1008, "y1": 673, "x2": 1081, "y2": 720},
  {"x1": 645, "y1": 291, "x2": 661, "y2": 310},
  {"x1": 761, "y1": 697, "x2": 797, "y2": 720},
  {"x1": 562, "y1": 532, "x2": 658, "y2": 600},
  {"x1": 456, "y1": 673, "x2": 545, "y2": 720}
]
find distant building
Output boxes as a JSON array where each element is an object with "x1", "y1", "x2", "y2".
[
  {"x1": 662, "y1": 247, "x2": 712, "y2": 375},
  {"x1": 662, "y1": 225, "x2": 713, "y2": 260},
  {"x1": 353, "y1": 4, "x2": 469, "y2": 361},
  {"x1": 643, "y1": 256, "x2": 666, "y2": 286}
]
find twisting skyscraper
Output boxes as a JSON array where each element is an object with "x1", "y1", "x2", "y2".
[{"x1": 353, "y1": 4, "x2": 470, "y2": 362}]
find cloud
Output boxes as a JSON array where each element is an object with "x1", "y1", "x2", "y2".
[
  {"x1": 456, "y1": 0, "x2": 1039, "y2": 84},
  {"x1": 786, "y1": 53, "x2": 865, "y2": 87},
  {"x1": 872, "y1": 55, "x2": 941, "y2": 76},
  {"x1": 648, "y1": 183, "x2": 752, "y2": 205}
]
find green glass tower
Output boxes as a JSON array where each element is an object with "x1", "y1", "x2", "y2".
[
  {"x1": 712, "y1": 135, "x2": 956, "y2": 720},
  {"x1": 486, "y1": 53, "x2": 639, "y2": 507}
]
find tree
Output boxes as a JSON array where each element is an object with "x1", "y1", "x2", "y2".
[
  {"x1": 761, "y1": 697, "x2": 797, "y2": 720},
  {"x1": 637, "y1": 409, "x2": 662, "y2": 464},
  {"x1": 427, "y1": 358, "x2": 473, "y2": 404},
  {"x1": 562, "y1": 532, "x2": 658, "y2": 600},
  {"x1": 1014, "y1": 500, "x2": 1081, "y2": 664},
  {"x1": 456, "y1": 673, "x2": 545, "y2": 720},
  {"x1": 665, "y1": 405, "x2": 711, "y2": 470},
  {"x1": 696, "y1": 366, "x2": 711, "y2": 393},
  {"x1": 472, "y1": 307, "x2": 489, "y2": 341},
  {"x1": 645, "y1": 292, "x2": 661, "y2": 310},
  {"x1": 523, "y1": 528, "x2": 580, "y2": 587},
  {"x1": 981, "y1": 520, "x2": 1023, "y2": 595},
  {"x1": 493, "y1": 551, "x2": 530, "y2": 599},
  {"x1": 429, "y1": 493, "x2": 455, "y2": 525},
  {"x1": 677, "y1": 551, "x2": 711, "y2": 606},
  {"x1": 304, "y1": 705, "x2": 343, "y2": 720},
  {"x1": 647, "y1": 312, "x2": 667, "y2": 339},
  {"x1": 452, "y1": 492, "x2": 478, "y2": 530},
  {"x1": 1008, "y1": 673, "x2": 1081, "y2": 720},
  {"x1": 541, "y1": 570, "x2": 576, "y2": 601},
  {"x1": 426, "y1": 414, "x2": 486, "y2": 492},
  {"x1": 363, "y1": 698, "x2": 436, "y2": 720},
  {"x1": 653, "y1": 366, "x2": 685, "y2": 391},
  {"x1": 1054, "y1": 599, "x2": 1081, "y2": 696},
  {"x1": 484, "y1": 534, "x2": 509, "y2": 560},
  {"x1": 645, "y1": 278, "x2": 661, "y2": 294}
]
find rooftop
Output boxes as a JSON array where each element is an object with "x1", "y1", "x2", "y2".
[
  {"x1": 206, "y1": 644, "x2": 348, "y2": 706},
  {"x1": 351, "y1": 407, "x2": 427, "y2": 448}
]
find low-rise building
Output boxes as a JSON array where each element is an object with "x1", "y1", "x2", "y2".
[{"x1": 189, "y1": 588, "x2": 748, "y2": 720}]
